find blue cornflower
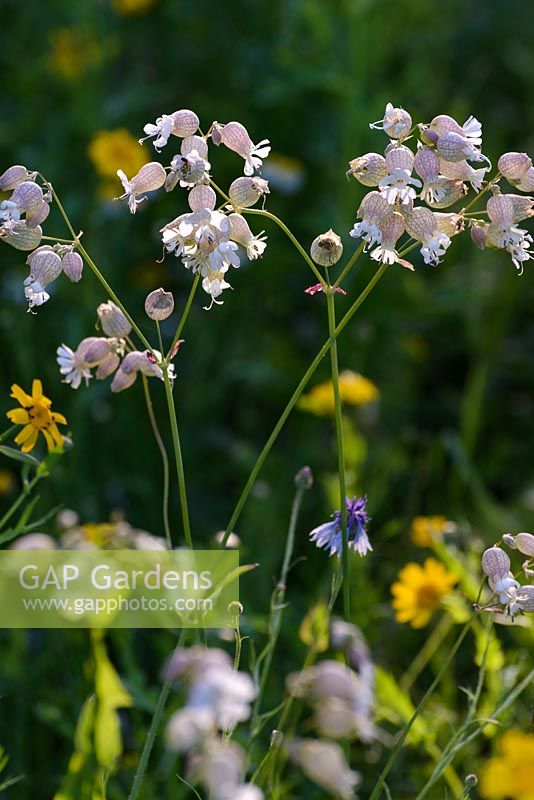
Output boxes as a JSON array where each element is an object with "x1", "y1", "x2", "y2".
[{"x1": 310, "y1": 496, "x2": 372, "y2": 557}]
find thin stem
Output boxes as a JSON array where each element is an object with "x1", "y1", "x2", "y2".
[
  {"x1": 368, "y1": 614, "x2": 476, "y2": 800},
  {"x1": 41, "y1": 235, "x2": 75, "y2": 244},
  {"x1": 46, "y1": 183, "x2": 155, "y2": 355},
  {"x1": 399, "y1": 613, "x2": 454, "y2": 692},
  {"x1": 0, "y1": 425, "x2": 17, "y2": 442},
  {"x1": 155, "y1": 320, "x2": 164, "y2": 357},
  {"x1": 461, "y1": 172, "x2": 502, "y2": 214},
  {"x1": 141, "y1": 375, "x2": 172, "y2": 549},
  {"x1": 326, "y1": 290, "x2": 350, "y2": 622},
  {"x1": 333, "y1": 241, "x2": 365, "y2": 288},
  {"x1": 0, "y1": 475, "x2": 41, "y2": 531},
  {"x1": 167, "y1": 274, "x2": 200, "y2": 360},
  {"x1": 242, "y1": 208, "x2": 326, "y2": 286},
  {"x1": 162, "y1": 369, "x2": 192, "y2": 549},
  {"x1": 220, "y1": 262, "x2": 389, "y2": 547}
]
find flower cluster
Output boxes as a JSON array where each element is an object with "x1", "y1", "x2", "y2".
[
  {"x1": 114, "y1": 109, "x2": 270, "y2": 308},
  {"x1": 481, "y1": 538, "x2": 534, "y2": 619},
  {"x1": 348, "y1": 103, "x2": 534, "y2": 273},
  {"x1": 163, "y1": 646, "x2": 261, "y2": 800},
  {"x1": 0, "y1": 167, "x2": 86, "y2": 310},
  {"x1": 56, "y1": 300, "x2": 174, "y2": 392},
  {"x1": 309, "y1": 496, "x2": 371, "y2": 557}
]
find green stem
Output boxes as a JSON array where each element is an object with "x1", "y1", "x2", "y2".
[
  {"x1": 326, "y1": 290, "x2": 350, "y2": 622},
  {"x1": 41, "y1": 235, "x2": 75, "y2": 244},
  {"x1": 220, "y1": 262, "x2": 389, "y2": 547},
  {"x1": 333, "y1": 241, "x2": 365, "y2": 288},
  {"x1": 461, "y1": 172, "x2": 501, "y2": 214},
  {"x1": 368, "y1": 614, "x2": 475, "y2": 800},
  {"x1": 399, "y1": 613, "x2": 454, "y2": 692},
  {"x1": 141, "y1": 375, "x2": 172, "y2": 549},
  {"x1": 162, "y1": 369, "x2": 192, "y2": 549},
  {"x1": 167, "y1": 274, "x2": 200, "y2": 360},
  {"x1": 0, "y1": 475, "x2": 41, "y2": 531},
  {"x1": 0, "y1": 425, "x2": 17, "y2": 442}
]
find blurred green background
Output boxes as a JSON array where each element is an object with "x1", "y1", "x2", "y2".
[{"x1": 1, "y1": 0, "x2": 534, "y2": 797}]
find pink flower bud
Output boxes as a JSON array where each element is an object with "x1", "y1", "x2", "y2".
[
  {"x1": 145, "y1": 288, "x2": 174, "y2": 321},
  {"x1": 181, "y1": 135, "x2": 208, "y2": 159},
  {"x1": 27, "y1": 249, "x2": 62, "y2": 287},
  {"x1": 310, "y1": 229, "x2": 344, "y2": 266},
  {"x1": 171, "y1": 109, "x2": 200, "y2": 138},
  {"x1": 188, "y1": 184, "x2": 216, "y2": 212},
  {"x1": 515, "y1": 532, "x2": 534, "y2": 557},
  {"x1": 414, "y1": 147, "x2": 440, "y2": 182},
  {"x1": 0, "y1": 165, "x2": 30, "y2": 191},
  {"x1": 62, "y1": 251, "x2": 84, "y2": 282},
  {"x1": 228, "y1": 176, "x2": 270, "y2": 208},
  {"x1": 512, "y1": 166, "x2": 534, "y2": 192},
  {"x1": 27, "y1": 201, "x2": 50, "y2": 228},
  {"x1": 429, "y1": 114, "x2": 464, "y2": 137},
  {"x1": 97, "y1": 301, "x2": 132, "y2": 337},
  {"x1": 111, "y1": 367, "x2": 137, "y2": 393},
  {"x1": 385, "y1": 144, "x2": 414, "y2": 173},
  {"x1": 1, "y1": 222, "x2": 43, "y2": 250},
  {"x1": 498, "y1": 152, "x2": 532, "y2": 181},
  {"x1": 347, "y1": 153, "x2": 388, "y2": 187},
  {"x1": 487, "y1": 195, "x2": 514, "y2": 225},
  {"x1": 470, "y1": 223, "x2": 488, "y2": 249},
  {"x1": 481, "y1": 546, "x2": 511, "y2": 578}
]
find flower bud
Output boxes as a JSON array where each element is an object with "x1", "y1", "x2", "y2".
[
  {"x1": 464, "y1": 774, "x2": 478, "y2": 788},
  {"x1": 502, "y1": 533, "x2": 517, "y2": 548},
  {"x1": 228, "y1": 600, "x2": 244, "y2": 616},
  {"x1": 61, "y1": 251, "x2": 83, "y2": 283},
  {"x1": 97, "y1": 301, "x2": 132, "y2": 337},
  {"x1": 294, "y1": 466, "x2": 314, "y2": 490},
  {"x1": 216, "y1": 121, "x2": 253, "y2": 155},
  {"x1": 270, "y1": 730, "x2": 284, "y2": 749},
  {"x1": 229, "y1": 176, "x2": 270, "y2": 207},
  {"x1": 470, "y1": 223, "x2": 488, "y2": 249},
  {"x1": 181, "y1": 134, "x2": 208, "y2": 159},
  {"x1": 27, "y1": 248, "x2": 62, "y2": 286},
  {"x1": 111, "y1": 367, "x2": 137, "y2": 393},
  {"x1": 515, "y1": 532, "x2": 534, "y2": 557},
  {"x1": 481, "y1": 546, "x2": 511, "y2": 578},
  {"x1": 498, "y1": 152, "x2": 532, "y2": 181},
  {"x1": 171, "y1": 109, "x2": 200, "y2": 138},
  {"x1": 0, "y1": 165, "x2": 30, "y2": 191},
  {"x1": 188, "y1": 184, "x2": 217, "y2": 212},
  {"x1": 145, "y1": 288, "x2": 174, "y2": 321},
  {"x1": 512, "y1": 166, "x2": 534, "y2": 192},
  {"x1": 418, "y1": 125, "x2": 439, "y2": 146},
  {"x1": 131, "y1": 162, "x2": 166, "y2": 194},
  {"x1": 310, "y1": 229, "x2": 343, "y2": 266},
  {"x1": 347, "y1": 153, "x2": 388, "y2": 187},
  {"x1": 1, "y1": 222, "x2": 43, "y2": 250}
]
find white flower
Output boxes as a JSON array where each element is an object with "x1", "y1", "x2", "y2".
[
  {"x1": 139, "y1": 114, "x2": 174, "y2": 151},
  {"x1": 214, "y1": 121, "x2": 271, "y2": 176},
  {"x1": 24, "y1": 278, "x2": 49, "y2": 310},
  {"x1": 0, "y1": 199, "x2": 21, "y2": 223},
  {"x1": 188, "y1": 667, "x2": 257, "y2": 730},
  {"x1": 379, "y1": 168, "x2": 421, "y2": 205},
  {"x1": 116, "y1": 162, "x2": 166, "y2": 213},
  {"x1": 369, "y1": 103, "x2": 412, "y2": 139},
  {"x1": 56, "y1": 344, "x2": 92, "y2": 389},
  {"x1": 169, "y1": 150, "x2": 211, "y2": 188},
  {"x1": 420, "y1": 232, "x2": 451, "y2": 265}
]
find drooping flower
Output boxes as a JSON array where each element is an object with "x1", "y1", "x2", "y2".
[
  {"x1": 350, "y1": 191, "x2": 390, "y2": 250},
  {"x1": 485, "y1": 195, "x2": 534, "y2": 274},
  {"x1": 138, "y1": 114, "x2": 175, "y2": 151},
  {"x1": 116, "y1": 162, "x2": 166, "y2": 213},
  {"x1": 6, "y1": 380, "x2": 67, "y2": 453},
  {"x1": 379, "y1": 145, "x2": 422, "y2": 206},
  {"x1": 391, "y1": 558, "x2": 458, "y2": 628},
  {"x1": 369, "y1": 212, "x2": 409, "y2": 266},
  {"x1": 212, "y1": 121, "x2": 271, "y2": 176},
  {"x1": 310, "y1": 496, "x2": 371, "y2": 557},
  {"x1": 479, "y1": 730, "x2": 534, "y2": 800},
  {"x1": 166, "y1": 150, "x2": 210, "y2": 190},
  {"x1": 57, "y1": 337, "x2": 117, "y2": 389},
  {"x1": 298, "y1": 371, "x2": 379, "y2": 415},
  {"x1": 403, "y1": 206, "x2": 451, "y2": 266},
  {"x1": 289, "y1": 738, "x2": 360, "y2": 800},
  {"x1": 369, "y1": 103, "x2": 412, "y2": 139}
]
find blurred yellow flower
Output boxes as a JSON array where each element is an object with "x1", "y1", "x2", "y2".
[
  {"x1": 298, "y1": 371, "x2": 379, "y2": 416},
  {"x1": 48, "y1": 27, "x2": 101, "y2": 81},
  {"x1": 7, "y1": 380, "x2": 67, "y2": 453},
  {"x1": 0, "y1": 469, "x2": 15, "y2": 495},
  {"x1": 411, "y1": 515, "x2": 455, "y2": 547},
  {"x1": 479, "y1": 730, "x2": 534, "y2": 800},
  {"x1": 82, "y1": 523, "x2": 119, "y2": 547},
  {"x1": 391, "y1": 558, "x2": 457, "y2": 628},
  {"x1": 112, "y1": 0, "x2": 155, "y2": 13},
  {"x1": 88, "y1": 129, "x2": 146, "y2": 182}
]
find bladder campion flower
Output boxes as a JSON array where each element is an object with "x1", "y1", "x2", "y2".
[
  {"x1": 310, "y1": 496, "x2": 371, "y2": 557},
  {"x1": 391, "y1": 558, "x2": 457, "y2": 628},
  {"x1": 479, "y1": 730, "x2": 534, "y2": 800},
  {"x1": 298, "y1": 371, "x2": 379, "y2": 416},
  {"x1": 410, "y1": 515, "x2": 456, "y2": 547},
  {"x1": 6, "y1": 380, "x2": 67, "y2": 453}
]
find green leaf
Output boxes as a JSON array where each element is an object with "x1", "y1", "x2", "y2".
[
  {"x1": 375, "y1": 668, "x2": 432, "y2": 746},
  {"x1": 0, "y1": 446, "x2": 39, "y2": 468}
]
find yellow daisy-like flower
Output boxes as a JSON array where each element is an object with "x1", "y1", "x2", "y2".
[
  {"x1": 298, "y1": 371, "x2": 379, "y2": 416},
  {"x1": 48, "y1": 27, "x2": 101, "y2": 81},
  {"x1": 6, "y1": 380, "x2": 67, "y2": 454},
  {"x1": 112, "y1": 0, "x2": 155, "y2": 13},
  {"x1": 479, "y1": 730, "x2": 534, "y2": 800},
  {"x1": 88, "y1": 129, "x2": 146, "y2": 182},
  {"x1": 410, "y1": 515, "x2": 455, "y2": 547},
  {"x1": 391, "y1": 558, "x2": 458, "y2": 628}
]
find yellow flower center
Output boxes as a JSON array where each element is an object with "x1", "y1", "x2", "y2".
[
  {"x1": 27, "y1": 402, "x2": 53, "y2": 430},
  {"x1": 415, "y1": 584, "x2": 442, "y2": 609}
]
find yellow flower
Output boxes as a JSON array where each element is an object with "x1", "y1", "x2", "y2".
[
  {"x1": 82, "y1": 523, "x2": 119, "y2": 547},
  {"x1": 48, "y1": 27, "x2": 101, "y2": 81},
  {"x1": 88, "y1": 129, "x2": 146, "y2": 182},
  {"x1": 410, "y1": 515, "x2": 455, "y2": 547},
  {"x1": 298, "y1": 371, "x2": 379, "y2": 416},
  {"x1": 0, "y1": 470, "x2": 15, "y2": 495},
  {"x1": 391, "y1": 558, "x2": 457, "y2": 628},
  {"x1": 112, "y1": 0, "x2": 155, "y2": 14},
  {"x1": 6, "y1": 380, "x2": 67, "y2": 453},
  {"x1": 479, "y1": 730, "x2": 534, "y2": 800}
]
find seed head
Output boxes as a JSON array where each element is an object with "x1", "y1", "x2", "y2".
[
  {"x1": 145, "y1": 288, "x2": 175, "y2": 321},
  {"x1": 310, "y1": 229, "x2": 343, "y2": 266},
  {"x1": 97, "y1": 300, "x2": 132, "y2": 337}
]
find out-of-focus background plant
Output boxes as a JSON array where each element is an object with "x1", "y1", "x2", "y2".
[{"x1": 1, "y1": 0, "x2": 533, "y2": 798}]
